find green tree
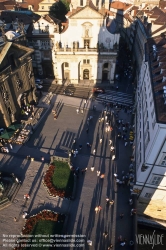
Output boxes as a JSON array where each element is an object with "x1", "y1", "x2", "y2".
[{"x1": 49, "y1": 0, "x2": 70, "y2": 21}]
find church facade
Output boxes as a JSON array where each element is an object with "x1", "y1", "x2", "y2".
[{"x1": 32, "y1": 1, "x2": 120, "y2": 84}]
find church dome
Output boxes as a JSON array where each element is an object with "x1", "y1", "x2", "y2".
[{"x1": 5, "y1": 30, "x2": 20, "y2": 41}]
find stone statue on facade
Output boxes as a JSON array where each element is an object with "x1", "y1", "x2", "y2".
[
  {"x1": 56, "y1": 41, "x2": 59, "y2": 49},
  {"x1": 85, "y1": 29, "x2": 89, "y2": 37}
]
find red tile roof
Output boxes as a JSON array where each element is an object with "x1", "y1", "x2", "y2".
[{"x1": 110, "y1": 1, "x2": 132, "y2": 11}]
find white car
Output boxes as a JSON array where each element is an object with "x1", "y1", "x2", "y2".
[{"x1": 35, "y1": 84, "x2": 43, "y2": 89}]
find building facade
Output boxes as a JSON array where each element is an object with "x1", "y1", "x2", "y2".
[
  {"x1": 0, "y1": 31, "x2": 36, "y2": 128},
  {"x1": 30, "y1": 1, "x2": 120, "y2": 83}
]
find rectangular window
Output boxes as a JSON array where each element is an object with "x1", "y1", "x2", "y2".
[
  {"x1": 42, "y1": 6, "x2": 44, "y2": 9},
  {"x1": 151, "y1": 176, "x2": 162, "y2": 185},
  {"x1": 144, "y1": 193, "x2": 152, "y2": 198},
  {"x1": 87, "y1": 59, "x2": 90, "y2": 64},
  {"x1": 83, "y1": 59, "x2": 86, "y2": 64}
]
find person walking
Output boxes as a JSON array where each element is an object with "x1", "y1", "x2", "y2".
[
  {"x1": 86, "y1": 128, "x2": 89, "y2": 133},
  {"x1": 120, "y1": 213, "x2": 124, "y2": 219},
  {"x1": 100, "y1": 139, "x2": 102, "y2": 144},
  {"x1": 103, "y1": 231, "x2": 108, "y2": 238},
  {"x1": 106, "y1": 198, "x2": 109, "y2": 205},
  {"x1": 97, "y1": 170, "x2": 100, "y2": 176},
  {"x1": 91, "y1": 167, "x2": 94, "y2": 171},
  {"x1": 98, "y1": 206, "x2": 102, "y2": 212},
  {"x1": 76, "y1": 109, "x2": 79, "y2": 114},
  {"x1": 95, "y1": 206, "x2": 99, "y2": 214},
  {"x1": 109, "y1": 139, "x2": 112, "y2": 145},
  {"x1": 93, "y1": 149, "x2": 96, "y2": 155}
]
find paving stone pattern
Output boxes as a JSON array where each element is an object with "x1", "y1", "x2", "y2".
[{"x1": 0, "y1": 95, "x2": 134, "y2": 250}]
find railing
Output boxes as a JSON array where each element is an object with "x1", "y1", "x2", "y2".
[
  {"x1": 56, "y1": 47, "x2": 116, "y2": 53},
  {"x1": 0, "y1": 66, "x2": 12, "y2": 80}
]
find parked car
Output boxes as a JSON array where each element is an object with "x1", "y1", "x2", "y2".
[
  {"x1": 35, "y1": 84, "x2": 43, "y2": 89},
  {"x1": 35, "y1": 79, "x2": 43, "y2": 84},
  {"x1": 93, "y1": 88, "x2": 105, "y2": 93},
  {"x1": 63, "y1": 89, "x2": 74, "y2": 96}
]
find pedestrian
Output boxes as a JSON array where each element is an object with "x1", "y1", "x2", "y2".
[
  {"x1": 84, "y1": 99, "x2": 87, "y2": 104},
  {"x1": 95, "y1": 206, "x2": 99, "y2": 214},
  {"x1": 9, "y1": 144, "x2": 13, "y2": 149},
  {"x1": 118, "y1": 235, "x2": 123, "y2": 242},
  {"x1": 87, "y1": 239, "x2": 92, "y2": 246},
  {"x1": 110, "y1": 200, "x2": 114, "y2": 205},
  {"x1": 100, "y1": 139, "x2": 102, "y2": 143},
  {"x1": 98, "y1": 205, "x2": 102, "y2": 211},
  {"x1": 108, "y1": 244, "x2": 113, "y2": 249},
  {"x1": 86, "y1": 128, "x2": 89, "y2": 133},
  {"x1": 131, "y1": 208, "x2": 136, "y2": 216},
  {"x1": 79, "y1": 145, "x2": 82, "y2": 150},
  {"x1": 86, "y1": 142, "x2": 91, "y2": 147},
  {"x1": 73, "y1": 139, "x2": 76, "y2": 144},
  {"x1": 112, "y1": 155, "x2": 115, "y2": 160},
  {"x1": 106, "y1": 198, "x2": 109, "y2": 205},
  {"x1": 90, "y1": 115, "x2": 93, "y2": 120},
  {"x1": 24, "y1": 194, "x2": 30, "y2": 199},
  {"x1": 109, "y1": 139, "x2": 112, "y2": 145},
  {"x1": 125, "y1": 141, "x2": 128, "y2": 146},
  {"x1": 120, "y1": 242, "x2": 125, "y2": 246},
  {"x1": 103, "y1": 231, "x2": 108, "y2": 238},
  {"x1": 76, "y1": 109, "x2": 79, "y2": 114},
  {"x1": 129, "y1": 199, "x2": 133, "y2": 205},
  {"x1": 97, "y1": 170, "x2": 100, "y2": 176},
  {"x1": 93, "y1": 149, "x2": 96, "y2": 155},
  {"x1": 114, "y1": 173, "x2": 118, "y2": 178},
  {"x1": 75, "y1": 149, "x2": 78, "y2": 154},
  {"x1": 100, "y1": 174, "x2": 105, "y2": 179},
  {"x1": 110, "y1": 146, "x2": 115, "y2": 152},
  {"x1": 22, "y1": 212, "x2": 28, "y2": 219},
  {"x1": 41, "y1": 157, "x2": 44, "y2": 161},
  {"x1": 120, "y1": 213, "x2": 124, "y2": 219},
  {"x1": 14, "y1": 217, "x2": 17, "y2": 222},
  {"x1": 91, "y1": 167, "x2": 94, "y2": 171}
]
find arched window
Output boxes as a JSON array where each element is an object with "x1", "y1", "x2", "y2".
[{"x1": 65, "y1": 62, "x2": 69, "y2": 67}]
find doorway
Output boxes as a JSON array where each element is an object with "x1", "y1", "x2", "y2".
[{"x1": 83, "y1": 69, "x2": 89, "y2": 79}]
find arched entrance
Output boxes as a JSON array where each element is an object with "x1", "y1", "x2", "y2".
[{"x1": 83, "y1": 69, "x2": 89, "y2": 79}]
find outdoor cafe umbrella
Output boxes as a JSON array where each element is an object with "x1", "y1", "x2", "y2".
[
  {"x1": 0, "y1": 130, "x2": 15, "y2": 140},
  {"x1": 8, "y1": 123, "x2": 21, "y2": 131}
]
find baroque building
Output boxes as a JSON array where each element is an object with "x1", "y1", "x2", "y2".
[
  {"x1": 0, "y1": 29, "x2": 36, "y2": 128},
  {"x1": 31, "y1": 0, "x2": 120, "y2": 83}
]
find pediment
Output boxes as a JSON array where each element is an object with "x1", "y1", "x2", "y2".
[{"x1": 70, "y1": 6, "x2": 103, "y2": 19}]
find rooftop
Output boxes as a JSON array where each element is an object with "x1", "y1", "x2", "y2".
[{"x1": 110, "y1": 1, "x2": 132, "y2": 11}]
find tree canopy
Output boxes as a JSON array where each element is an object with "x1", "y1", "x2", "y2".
[{"x1": 49, "y1": 0, "x2": 70, "y2": 21}]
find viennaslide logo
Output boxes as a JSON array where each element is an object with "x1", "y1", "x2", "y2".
[{"x1": 135, "y1": 230, "x2": 164, "y2": 249}]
